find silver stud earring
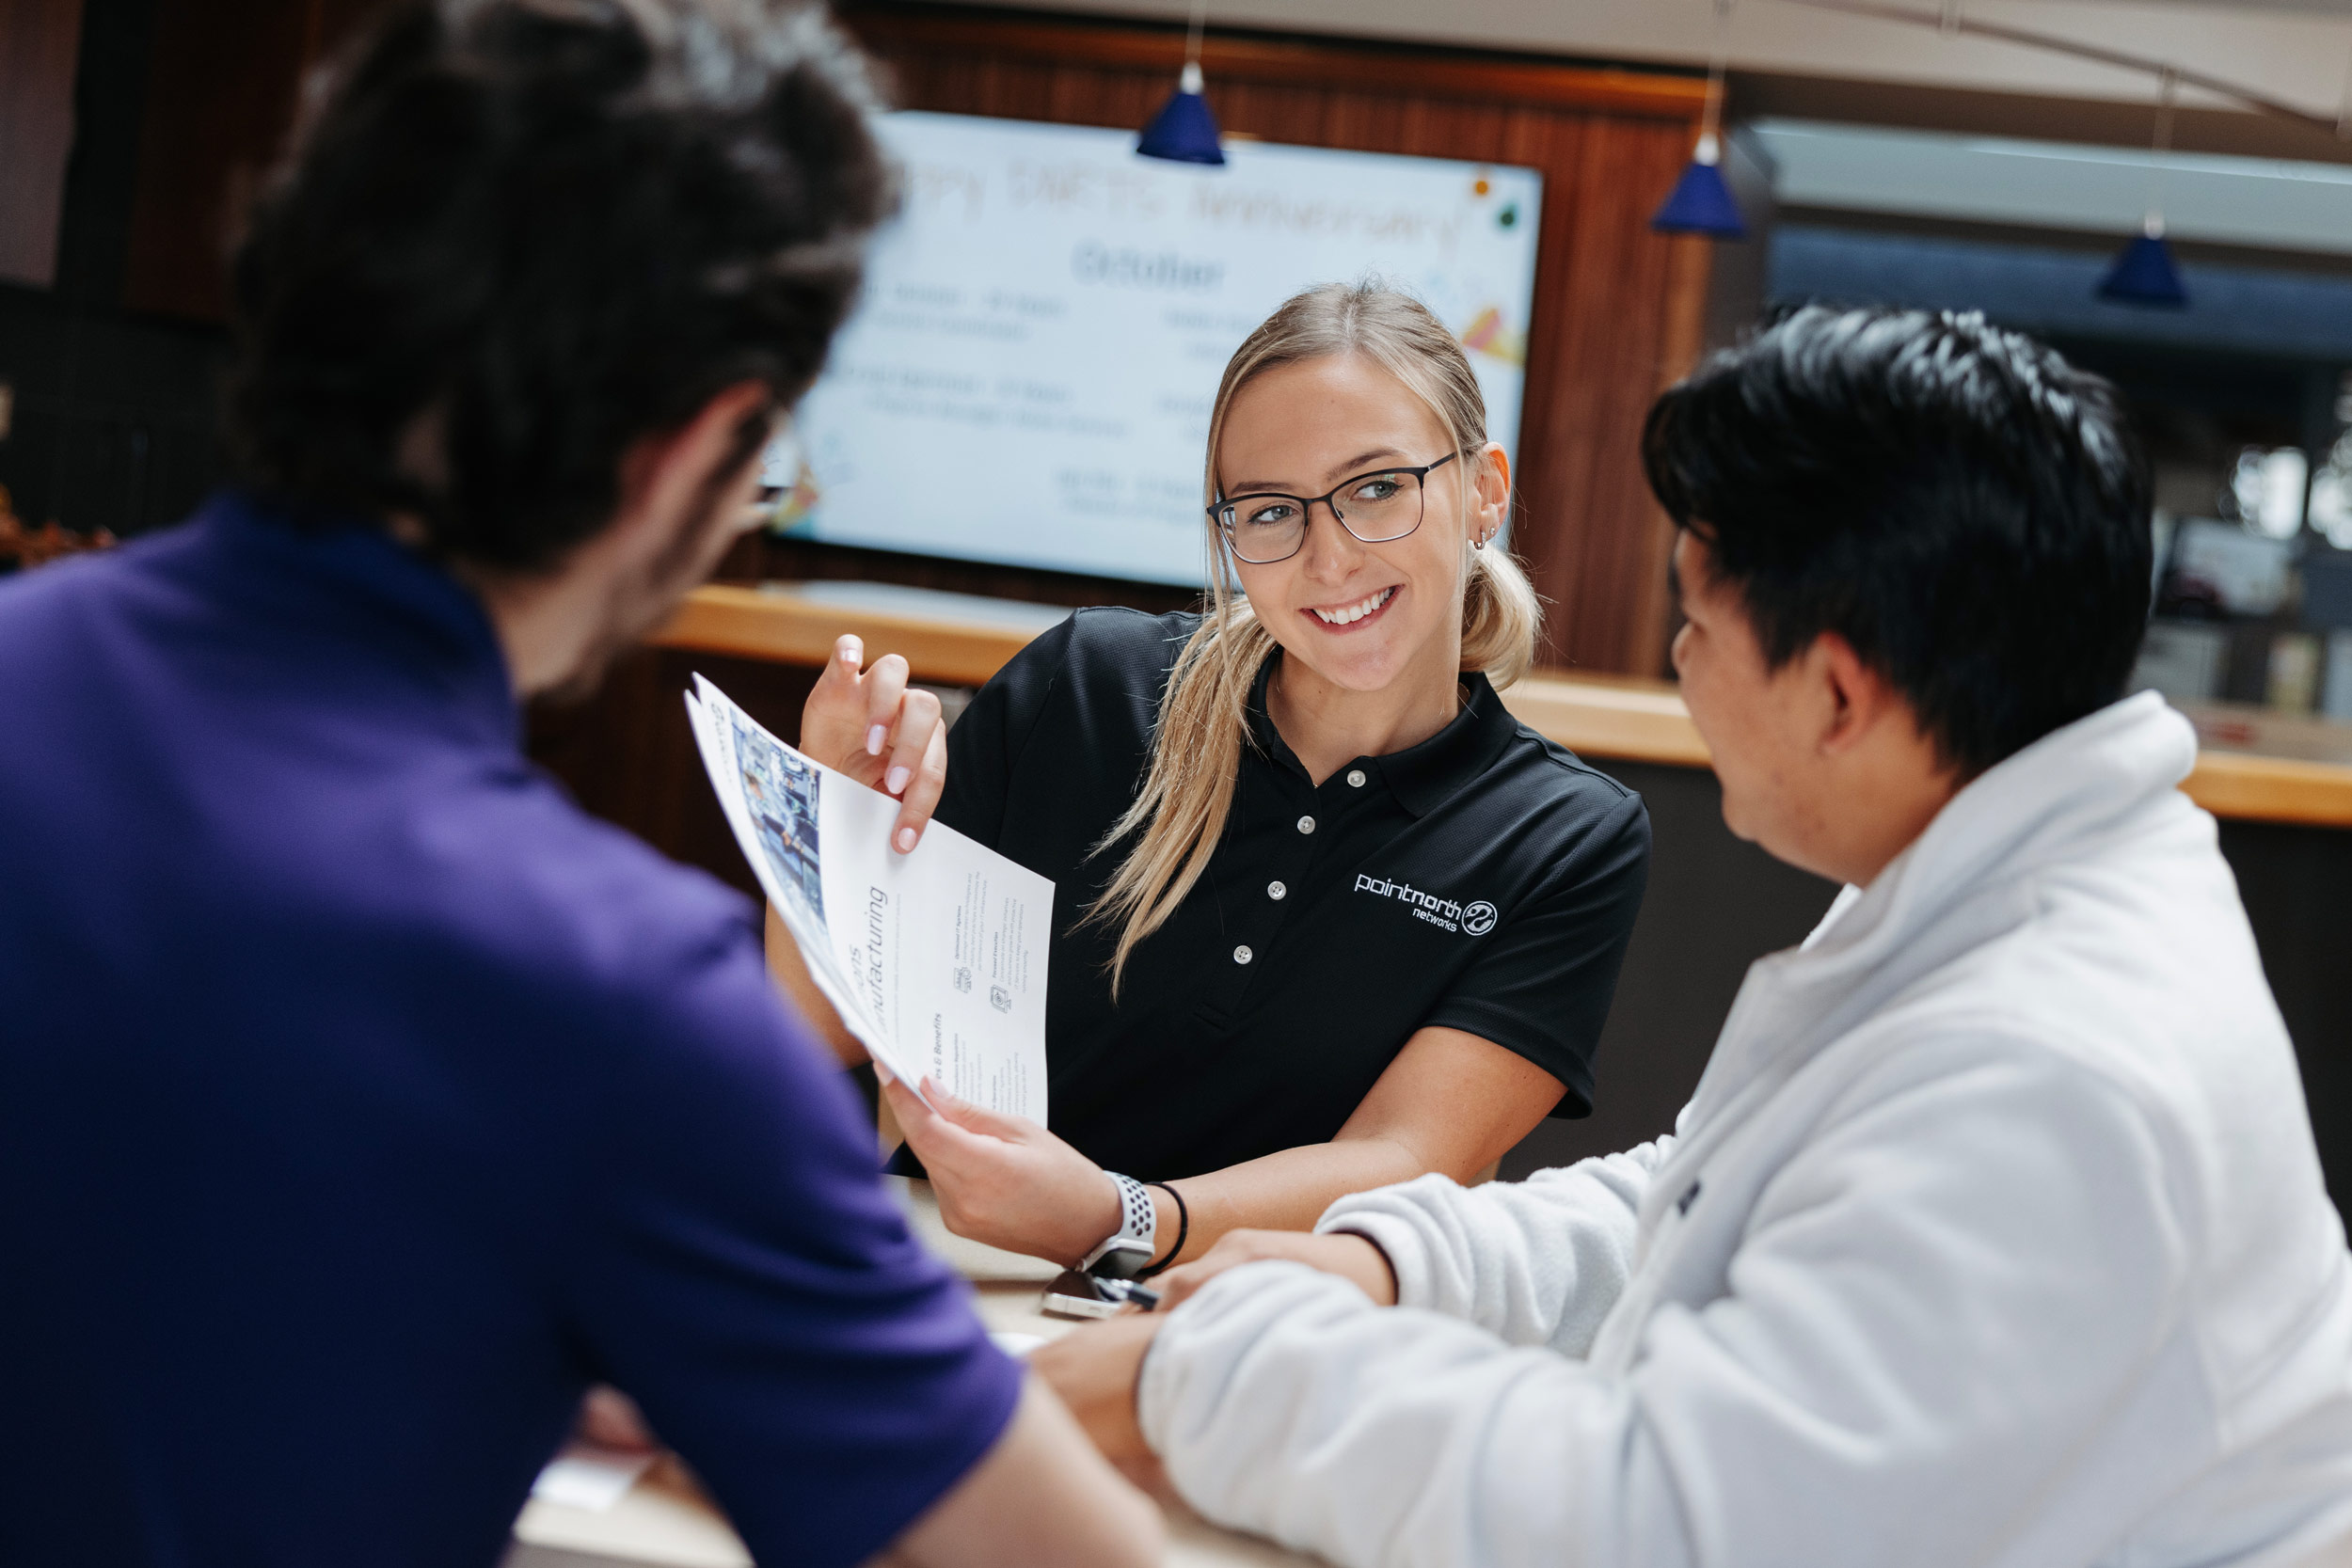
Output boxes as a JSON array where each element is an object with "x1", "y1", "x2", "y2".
[{"x1": 1472, "y1": 531, "x2": 1487, "y2": 551}]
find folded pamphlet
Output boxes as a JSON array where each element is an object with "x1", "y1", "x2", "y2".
[{"x1": 684, "y1": 675, "x2": 1051, "y2": 1125}]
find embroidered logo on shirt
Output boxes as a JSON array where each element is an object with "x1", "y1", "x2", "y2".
[{"x1": 1352, "y1": 874, "x2": 1492, "y2": 935}]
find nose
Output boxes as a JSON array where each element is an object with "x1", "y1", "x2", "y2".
[{"x1": 1297, "y1": 499, "x2": 1365, "y2": 581}]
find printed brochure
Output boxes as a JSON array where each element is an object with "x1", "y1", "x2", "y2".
[{"x1": 684, "y1": 674, "x2": 1050, "y2": 1124}]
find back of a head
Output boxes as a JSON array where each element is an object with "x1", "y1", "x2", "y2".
[
  {"x1": 227, "y1": 0, "x2": 891, "y2": 572},
  {"x1": 1644, "y1": 306, "x2": 2153, "y2": 779}
]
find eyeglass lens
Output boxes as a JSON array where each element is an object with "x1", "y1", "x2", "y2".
[{"x1": 1215, "y1": 469, "x2": 1426, "y2": 564}]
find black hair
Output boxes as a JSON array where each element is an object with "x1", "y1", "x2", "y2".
[
  {"x1": 225, "y1": 0, "x2": 892, "y2": 572},
  {"x1": 1643, "y1": 306, "x2": 2153, "y2": 779}
]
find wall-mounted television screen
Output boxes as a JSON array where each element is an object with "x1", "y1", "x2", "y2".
[{"x1": 763, "y1": 111, "x2": 1545, "y2": 587}]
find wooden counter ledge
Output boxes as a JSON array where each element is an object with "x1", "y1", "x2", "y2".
[{"x1": 652, "y1": 584, "x2": 2352, "y2": 831}]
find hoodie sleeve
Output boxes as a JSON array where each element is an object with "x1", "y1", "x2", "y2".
[
  {"x1": 1141, "y1": 1037, "x2": 2191, "y2": 1568},
  {"x1": 1315, "y1": 1140, "x2": 1672, "y2": 1356}
]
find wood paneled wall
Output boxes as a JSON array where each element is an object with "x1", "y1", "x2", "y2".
[
  {"x1": 121, "y1": 0, "x2": 381, "y2": 320},
  {"x1": 0, "y1": 0, "x2": 86, "y2": 287},
  {"x1": 841, "y1": 8, "x2": 1714, "y2": 675}
]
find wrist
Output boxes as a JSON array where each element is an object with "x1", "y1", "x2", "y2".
[
  {"x1": 1080, "y1": 1170, "x2": 1162, "y2": 1277},
  {"x1": 1318, "y1": 1227, "x2": 1399, "y2": 1307},
  {"x1": 1071, "y1": 1167, "x2": 1128, "y2": 1263},
  {"x1": 1136, "y1": 1181, "x2": 1187, "y2": 1277}
]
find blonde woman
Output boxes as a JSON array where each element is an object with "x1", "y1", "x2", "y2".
[{"x1": 798, "y1": 282, "x2": 1649, "y2": 1278}]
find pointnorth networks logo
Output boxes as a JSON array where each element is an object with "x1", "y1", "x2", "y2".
[{"x1": 1354, "y1": 874, "x2": 1497, "y2": 936}]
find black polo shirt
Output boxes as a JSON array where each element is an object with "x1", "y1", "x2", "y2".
[{"x1": 931, "y1": 608, "x2": 1649, "y2": 1182}]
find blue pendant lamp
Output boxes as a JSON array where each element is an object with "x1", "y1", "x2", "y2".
[
  {"x1": 1137, "y1": 0, "x2": 1224, "y2": 166},
  {"x1": 1654, "y1": 0, "x2": 1744, "y2": 238},
  {"x1": 2099, "y1": 216, "x2": 2189, "y2": 308},
  {"x1": 2099, "y1": 68, "x2": 2189, "y2": 308},
  {"x1": 1654, "y1": 135, "x2": 1746, "y2": 237}
]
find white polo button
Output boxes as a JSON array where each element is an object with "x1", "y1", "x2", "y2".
[
  {"x1": 1233, "y1": 944, "x2": 1254, "y2": 965},
  {"x1": 1346, "y1": 768, "x2": 1367, "y2": 788},
  {"x1": 1296, "y1": 815, "x2": 1315, "y2": 834},
  {"x1": 1266, "y1": 880, "x2": 1287, "y2": 900}
]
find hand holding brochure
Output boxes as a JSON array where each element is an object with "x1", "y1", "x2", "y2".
[{"x1": 684, "y1": 674, "x2": 1051, "y2": 1125}]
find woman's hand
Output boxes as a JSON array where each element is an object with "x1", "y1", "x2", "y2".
[
  {"x1": 1029, "y1": 1314, "x2": 1166, "y2": 1478},
  {"x1": 1152, "y1": 1228, "x2": 1397, "y2": 1312},
  {"x1": 798, "y1": 634, "x2": 947, "y2": 853},
  {"x1": 881, "y1": 1069, "x2": 1126, "y2": 1264}
]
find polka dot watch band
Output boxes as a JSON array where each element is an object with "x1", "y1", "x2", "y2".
[
  {"x1": 1079, "y1": 1171, "x2": 1156, "y2": 1276},
  {"x1": 1107, "y1": 1170, "x2": 1153, "y2": 1246}
]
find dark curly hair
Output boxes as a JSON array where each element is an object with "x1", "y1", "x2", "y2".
[
  {"x1": 225, "y1": 0, "x2": 893, "y2": 571},
  {"x1": 1644, "y1": 306, "x2": 2153, "y2": 779}
]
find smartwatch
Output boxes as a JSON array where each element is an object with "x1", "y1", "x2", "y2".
[{"x1": 1078, "y1": 1171, "x2": 1156, "y2": 1279}]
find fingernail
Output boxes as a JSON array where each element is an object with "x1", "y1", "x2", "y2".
[
  {"x1": 895, "y1": 827, "x2": 917, "y2": 852},
  {"x1": 874, "y1": 1059, "x2": 896, "y2": 1085},
  {"x1": 866, "y1": 724, "x2": 886, "y2": 755},
  {"x1": 884, "y1": 765, "x2": 911, "y2": 795}
]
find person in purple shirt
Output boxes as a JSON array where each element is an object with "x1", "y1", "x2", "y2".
[{"x1": 0, "y1": 4, "x2": 1157, "y2": 1566}]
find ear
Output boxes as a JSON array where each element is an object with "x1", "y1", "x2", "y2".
[
  {"x1": 612, "y1": 380, "x2": 775, "y2": 544},
  {"x1": 1814, "y1": 632, "x2": 1900, "y2": 756},
  {"x1": 1470, "y1": 441, "x2": 1510, "y2": 538}
]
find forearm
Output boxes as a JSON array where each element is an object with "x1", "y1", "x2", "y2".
[
  {"x1": 1313, "y1": 1141, "x2": 1668, "y2": 1353},
  {"x1": 1145, "y1": 1135, "x2": 1433, "y2": 1268},
  {"x1": 1141, "y1": 1044, "x2": 2197, "y2": 1568},
  {"x1": 1141, "y1": 1025, "x2": 1562, "y2": 1270},
  {"x1": 1139, "y1": 1263, "x2": 1688, "y2": 1568},
  {"x1": 883, "y1": 1376, "x2": 1162, "y2": 1568}
]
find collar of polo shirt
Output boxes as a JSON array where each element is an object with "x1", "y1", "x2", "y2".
[{"x1": 1244, "y1": 656, "x2": 1518, "y2": 816}]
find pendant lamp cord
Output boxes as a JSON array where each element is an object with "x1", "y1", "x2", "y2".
[
  {"x1": 2338, "y1": 39, "x2": 2352, "y2": 139},
  {"x1": 1184, "y1": 0, "x2": 1208, "y2": 71},
  {"x1": 1700, "y1": 0, "x2": 1733, "y2": 156},
  {"x1": 2144, "y1": 67, "x2": 2176, "y2": 238}
]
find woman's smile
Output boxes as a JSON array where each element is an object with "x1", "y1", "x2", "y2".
[{"x1": 1305, "y1": 583, "x2": 1400, "y2": 632}]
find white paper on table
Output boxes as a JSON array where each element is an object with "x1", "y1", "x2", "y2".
[
  {"x1": 684, "y1": 676, "x2": 1052, "y2": 1127},
  {"x1": 531, "y1": 1445, "x2": 656, "y2": 1513}
]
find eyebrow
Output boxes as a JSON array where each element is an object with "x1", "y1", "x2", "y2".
[{"x1": 1225, "y1": 447, "x2": 1410, "y2": 497}]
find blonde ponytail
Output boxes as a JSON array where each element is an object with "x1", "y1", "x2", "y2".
[{"x1": 1089, "y1": 281, "x2": 1542, "y2": 992}]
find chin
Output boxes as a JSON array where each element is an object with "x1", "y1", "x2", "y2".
[{"x1": 1292, "y1": 634, "x2": 1413, "y2": 693}]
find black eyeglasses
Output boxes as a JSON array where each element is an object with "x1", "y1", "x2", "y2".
[{"x1": 1208, "y1": 451, "x2": 1466, "y2": 565}]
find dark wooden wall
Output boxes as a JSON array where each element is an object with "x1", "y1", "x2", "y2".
[
  {"x1": 818, "y1": 7, "x2": 1713, "y2": 676},
  {"x1": 0, "y1": 0, "x2": 87, "y2": 287},
  {"x1": 121, "y1": 0, "x2": 379, "y2": 320},
  {"x1": 1, "y1": 0, "x2": 237, "y2": 545}
]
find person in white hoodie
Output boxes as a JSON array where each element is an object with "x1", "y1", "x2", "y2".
[{"x1": 1031, "y1": 306, "x2": 2352, "y2": 1568}]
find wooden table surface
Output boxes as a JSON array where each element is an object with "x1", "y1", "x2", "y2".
[
  {"x1": 654, "y1": 581, "x2": 2352, "y2": 830},
  {"x1": 509, "y1": 1179, "x2": 1318, "y2": 1568}
]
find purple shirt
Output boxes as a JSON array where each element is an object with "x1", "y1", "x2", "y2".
[{"x1": 0, "y1": 493, "x2": 1020, "y2": 1567}]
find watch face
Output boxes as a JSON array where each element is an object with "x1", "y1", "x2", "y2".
[{"x1": 1087, "y1": 1236, "x2": 1154, "y2": 1280}]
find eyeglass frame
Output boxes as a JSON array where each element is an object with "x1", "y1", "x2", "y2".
[{"x1": 1206, "y1": 449, "x2": 1472, "y2": 565}]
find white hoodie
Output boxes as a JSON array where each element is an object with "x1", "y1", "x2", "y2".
[{"x1": 1139, "y1": 693, "x2": 2352, "y2": 1568}]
